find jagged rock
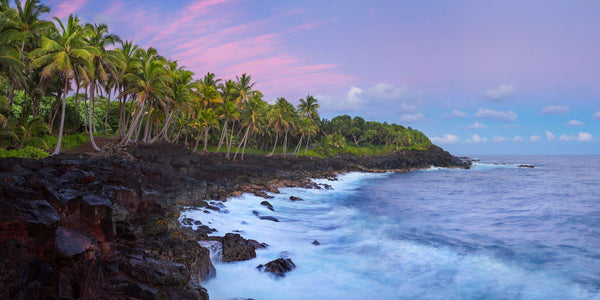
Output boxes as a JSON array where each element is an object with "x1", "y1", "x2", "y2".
[
  {"x1": 257, "y1": 258, "x2": 296, "y2": 277},
  {"x1": 221, "y1": 233, "x2": 257, "y2": 262},
  {"x1": 518, "y1": 164, "x2": 534, "y2": 168},
  {"x1": 17, "y1": 200, "x2": 59, "y2": 227},
  {"x1": 55, "y1": 227, "x2": 96, "y2": 258}
]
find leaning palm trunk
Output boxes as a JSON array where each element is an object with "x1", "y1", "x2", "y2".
[
  {"x1": 226, "y1": 122, "x2": 235, "y2": 159},
  {"x1": 193, "y1": 127, "x2": 202, "y2": 152},
  {"x1": 294, "y1": 134, "x2": 303, "y2": 156},
  {"x1": 234, "y1": 125, "x2": 251, "y2": 160},
  {"x1": 150, "y1": 108, "x2": 174, "y2": 143},
  {"x1": 267, "y1": 131, "x2": 279, "y2": 157},
  {"x1": 118, "y1": 99, "x2": 146, "y2": 147},
  {"x1": 305, "y1": 134, "x2": 311, "y2": 153},
  {"x1": 52, "y1": 80, "x2": 69, "y2": 156},
  {"x1": 88, "y1": 80, "x2": 102, "y2": 151},
  {"x1": 216, "y1": 120, "x2": 228, "y2": 153}
]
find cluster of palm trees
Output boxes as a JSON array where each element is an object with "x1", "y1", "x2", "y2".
[
  {"x1": 0, "y1": 0, "x2": 326, "y2": 158},
  {"x1": 1, "y1": 0, "x2": 430, "y2": 159}
]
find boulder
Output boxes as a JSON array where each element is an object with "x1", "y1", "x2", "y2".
[
  {"x1": 289, "y1": 196, "x2": 303, "y2": 201},
  {"x1": 258, "y1": 216, "x2": 279, "y2": 222},
  {"x1": 312, "y1": 240, "x2": 320, "y2": 246},
  {"x1": 18, "y1": 200, "x2": 60, "y2": 227},
  {"x1": 256, "y1": 258, "x2": 296, "y2": 277},
  {"x1": 221, "y1": 233, "x2": 256, "y2": 262}
]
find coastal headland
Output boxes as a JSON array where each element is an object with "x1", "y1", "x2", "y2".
[{"x1": 0, "y1": 143, "x2": 469, "y2": 299}]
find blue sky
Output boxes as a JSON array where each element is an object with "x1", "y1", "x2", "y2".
[{"x1": 46, "y1": 0, "x2": 600, "y2": 154}]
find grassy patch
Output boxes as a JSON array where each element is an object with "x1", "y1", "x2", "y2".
[{"x1": 0, "y1": 146, "x2": 49, "y2": 159}]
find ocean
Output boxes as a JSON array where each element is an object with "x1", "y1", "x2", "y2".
[{"x1": 180, "y1": 155, "x2": 600, "y2": 299}]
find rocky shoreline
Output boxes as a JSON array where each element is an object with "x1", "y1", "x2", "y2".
[{"x1": 0, "y1": 144, "x2": 469, "y2": 299}]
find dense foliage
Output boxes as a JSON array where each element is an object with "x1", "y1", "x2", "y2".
[{"x1": 0, "y1": 0, "x2": 432, "y2": 159}]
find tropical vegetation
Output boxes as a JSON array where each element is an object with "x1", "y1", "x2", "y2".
[{"x1": 0, "y1": 0, "x2": 432, "y2": 159}]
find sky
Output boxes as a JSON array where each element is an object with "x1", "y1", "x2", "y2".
[{"x1": 45, "y1": 0, "x2": 600, "y2": 155}]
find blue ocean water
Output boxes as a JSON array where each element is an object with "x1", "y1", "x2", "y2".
[{"x1": 181, "y1": 155, "x2": 600, "y2": 299}]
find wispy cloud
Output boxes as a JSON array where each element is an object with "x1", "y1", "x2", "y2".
[
  {"x1": 398, "y1": 113, "x2": 424, "y2": 123},
  {"x1": 545, "y1": 131, "x2": 556, "y2": 141},
  {"x1": 474, "y1": 108, "x2": 518, "y2": 122},
  {"x1": 442, "y1": 109, "x2": 467, "y2": 119},
  {"x1": 559, "y1": 132, "x2": 594, "y2": 142},
  {"x1": 541, "y1": 105, "x2": 570, "y2": 116},
  {"x1": 466, "y1": 134, "x2": 487, "y2": 143},
  {"x1": 467, "y1": 121, "x2": 487, "y2": 129},
  {"x1": 485, "y1": 84, "x2": 515, "y2": 101},
  {"x1": 52, "y1": 0, "x2": 88, "y2": 18},
  {"x1": 513, "y1": 136, "x2": 524, "y2": 142},
  {"x1": 566, "y1": 120, "x2": 584, "y2": 126},
  {"x1": 431, "y1": 134, "x2": 460, "y2": 144},
  {"x1": 530, "y1": 135, "x2": 541, "y2": 142},
  {"x1": 594, "y1": 111, "x2": 600, "y2": 119},
  {"x1": 493, "y1": 136, "x2": 507, "y2": 142}
]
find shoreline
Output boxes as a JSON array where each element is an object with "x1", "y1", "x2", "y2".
[{"x1": 0, "y1": 143, "x2": 469, "y2": 299}]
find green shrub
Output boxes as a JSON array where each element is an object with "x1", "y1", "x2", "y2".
[{"x1": 0, "y1": 146, "x2": 49, "y2": 159}]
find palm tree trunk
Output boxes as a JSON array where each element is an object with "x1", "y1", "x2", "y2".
[
  {"x1": 305, "y1": 134, "x2": 311, "y2": 153},
  {"x1": 226, "y1": 122, "x2": 235, "y2": 159},
  {"x1": 88, "y1": 80, "x2": 102, "y2": 151},
  {"x1": 294, "y1": 134, "x2": 303, "y2": 156},
  {"x1": 282, "y1": 131, "x2": 288, "y2": 157},
  {"x1": 142, "y1": 106, "x2": 151, "y2": 142},
  {"x1": 267, "y1": 131, "x2": 279, "y2": 157},
  {"x1": 234, "y1": 125, "x2": 250, "y2": 160},
  {"x1": 118, "y1": 99, "x2": 145, "y2": 147},
  {"x1": 203, "y1": 127, "x2": 209, "y2": 152},
  {"x1": 104, "y1": 90, "x2": 111, "y2": 135},
  {"x1": 216, "y1": 120, "x2": 228, "y2": 153},
  {"x1": 193, "y1": 127, "x2": 202, "y2": 152},
  {"x1": 52, "y1": 80, "x2": 69, "y2": 156},
  {"x1": 150, "y1": 108, "x2": 174, "y2": 143},
  {"x1": 7, "y1": 81, "x2": 15, "y2": 108}
]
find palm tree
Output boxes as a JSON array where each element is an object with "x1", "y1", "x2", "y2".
[
  {"x1": 298, "y1": 94, "x2": 319, "y2": 120},
  {"x1": 193, "y1": 108, "x2": 218, "y2": 152},
  {"x1": 15, "y1": 116, "x2": 49, "y2": 148},
  {"x1": 234, "y1": 73, "x2": 255, "y2": 104},
  {"x1": 112, "y1": 40, "x2": 140, "y2": 137},
  {"x1": 30, "y1": 14, "x2": 92, "y2": 155},
  {"x1": 118, "y1": 58, "x2": 171, "y2": 147},
  {"x1": 83, "y1": 22, "x2": 120, "y2": 151},
  {"x1": 234, "y1": 95, "x2": 266, "y2": 160},
  {"x1": 266, "y1": 97, "x2": 295, "y2": 157},
  {"x1": 297, "y1": 95, "x2": 320, "y2": 153}
]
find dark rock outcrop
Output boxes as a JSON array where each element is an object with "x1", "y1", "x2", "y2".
[
  {"x1": 221, "y1": 233, "x2": 257, "y2": 262},
  {"x1": 260, "y1": 201, "x2": 274, "y2": 211},
  {"x1": 257, "y1": 258, "x2": 296, "y2": 277}
]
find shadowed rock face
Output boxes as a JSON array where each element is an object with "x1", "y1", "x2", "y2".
[
  {"x1": 0, "y1": 143, "x2": 468, "y2": 299},
  {"x1": 0, "y1": 155, "x2": 211, "y2": 299}
]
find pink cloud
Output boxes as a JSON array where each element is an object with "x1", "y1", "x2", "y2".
[
  {"x1": 99, "y1": 1, "x2": 352, "y2": 99},
  {"x1": 53, "y1": 0, "x2": 88, "y2": 18}
]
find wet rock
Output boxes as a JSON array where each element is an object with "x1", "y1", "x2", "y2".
[
  {"x1": 221, "y1": 233, "x2": 256, "y2": 262},
  {"x1": 312, "y1": 240, "x2": 320, "y2": 246},
  {"x1": 518, "y1": 164, "x2": 534, "y2": 168},
  {"x1": 260, "y1": 201, "x2": 274, "y2": 211},
  {"x1": 259, "y1": 216, "x2": 279, "y2": 222},
  {"x1": 181, "y1": 218, "x2": 195, "y2": 226},
  {"x1": 256, "y1": 258, "x2": 296, "y2": 277},
  {"x1": 321, "y1": 184, "x2": 333, "y2": 190},
  {"x1": 289, "y1": 196, "x2": 303, "y2": 201},
  {"x1": 248, "y1": 240, "x2": 268, "y2": 249}
]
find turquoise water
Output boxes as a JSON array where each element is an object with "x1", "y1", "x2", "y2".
[{"x1": 181, "y1": 155, "x2": 600, "y2": 299}]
